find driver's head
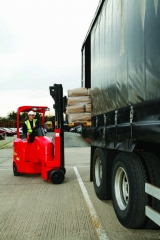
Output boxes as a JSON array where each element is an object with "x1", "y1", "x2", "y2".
[{"x1": 28, "y1": 111, "x2": 36, "y2": 121}]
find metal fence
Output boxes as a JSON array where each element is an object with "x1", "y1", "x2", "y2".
[{"x1": 0, "y1": 121, "x2": 23, "y2": 128}]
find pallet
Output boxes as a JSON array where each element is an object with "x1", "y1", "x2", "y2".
[
  {"x1": 68, "y1": 121, "x2": 91, "y2": 127},
  {"x1": 83, "y1": 121, "x2": 91, "y2": 127}
]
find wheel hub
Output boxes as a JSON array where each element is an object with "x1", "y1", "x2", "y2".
[
  {"x1": 114, "y1": 167, "x2": 129, "y2": 210},
  {"x1": 95, "y1": 157, "x2": 102, "y2": 187}
]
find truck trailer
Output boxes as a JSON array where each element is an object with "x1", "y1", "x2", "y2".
[{"x1": 82, "y1": 0, "x2": 160, "y2": 229}]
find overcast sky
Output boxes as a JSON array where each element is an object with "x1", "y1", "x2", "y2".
[{"x1": 0, "y1": 0, "x2": 99, "y2": 117}]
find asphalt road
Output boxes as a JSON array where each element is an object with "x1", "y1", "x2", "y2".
[
  {"x1": 0, "y1": 132, "x2": 159, "y2": 240},
  {"x1": 63, "y1": 132, "x2": 90, "y2": 148}
]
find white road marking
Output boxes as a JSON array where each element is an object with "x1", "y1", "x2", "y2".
[{"x1": 74, "y1": 166, "x2": 109, "y2": 240}]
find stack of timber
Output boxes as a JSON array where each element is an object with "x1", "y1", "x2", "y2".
[{"x1": 65, "y1": 88, "x2": 91, "y2": 126}]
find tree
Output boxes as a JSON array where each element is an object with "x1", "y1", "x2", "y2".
[
  {"x1": 20, "y1": 112, "x2": 28, "y2": 122},
  {"x1": 7, "y1": 111, "x2": 17, "y2": 121},
  {"x1": 0, "y1": 111, "x2": 55, "y2": 128},
  {"x1": 35, "y1": 113, "x2": 42, "y2": 122}
]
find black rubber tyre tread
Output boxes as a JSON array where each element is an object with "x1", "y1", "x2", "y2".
[
  {"x1": 49, "y1": 170, "x2": 64, "y2": 184},
  {"x1": 138, "y1": 152, "x2": 160, "y2": 229},
  {"x1": 13, "y1": 162, "x2": 21, "y2": 176},
  {"x1": 106, "y1": 150, "x2": 118, "y2": 200},
  {"x1": 111, "y1": 152, "x2": 147, "y2": 229},
  {"x1": 61, "y1": 167, "x2": 66, "y2": 175},
  {"x1": 93, "y1": 148, "x2": 107, "y2": 200}
]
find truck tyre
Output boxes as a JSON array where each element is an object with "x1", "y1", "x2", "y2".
[
  {"x1": 93, "y1": 148, "x2": 108, "y2": 200},
  {"x1": 111, "y1": 152, "x2": 147, "y2": 229},
  {"x1": 49, "y1": 170, "x2": 64, "y2": 184},
  {"x1": 13, "y1": 162, "x2": 21, "y2": 176},
  {"x1": 138, "y1": 152, "x2": 160, "y2": 229}
]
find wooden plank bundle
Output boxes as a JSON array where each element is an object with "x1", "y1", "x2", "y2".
[
  {"x1": 67, "y1": 96, "x2": 91, "y2": 106},
  {"x1": 65, "y1": 87, "x2": 91, "y2": 124},
  {"x1": 68, "y1": 87, "x2": 91, "y2": 97},
  {"x1": 66, "y1": 103, "x2": 91, "y2": 114},
  {"x1": 67, "y1": 113, "x2": 91, "y2": 123}
]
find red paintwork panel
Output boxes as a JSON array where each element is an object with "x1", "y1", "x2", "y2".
[{"x1": 13, "y1": 129, "x2": 61, "y2": 181}]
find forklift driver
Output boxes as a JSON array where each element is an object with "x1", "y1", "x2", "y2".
[{"x1": 22, "y1": 111, "x2": 39, "y2": 143}]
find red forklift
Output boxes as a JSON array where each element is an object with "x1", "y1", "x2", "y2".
[{"x1": 13, "y1": 84, "x2": 66, "y2": 184}]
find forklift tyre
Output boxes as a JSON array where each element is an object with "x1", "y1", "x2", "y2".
[
  {"x1": 49, "y1": 170, "x2": 64, "y2": 184},
  {"x1": 13, "y1": 162, "x2": 21, "y2": 176},
  {"x1": 61, "y1": 167, "x2": 66, "y2": 175}
]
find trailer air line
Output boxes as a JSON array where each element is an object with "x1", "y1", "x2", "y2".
[{"x1": 74, "y1": 167, "x2": 109, "y2": 240}]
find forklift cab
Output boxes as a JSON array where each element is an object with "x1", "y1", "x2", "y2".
[{"x1": 16, "y1": 106, "x2": 48, "y2": 140}]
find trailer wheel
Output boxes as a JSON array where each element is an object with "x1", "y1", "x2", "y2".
[
  {"x1": 49, "y1": 170, "x2": 64, "y2": 184},
  {"x1": 13, "y1": 162, "x2": 21, "y2": 176},
  {"x1": 111, "y1": 152, "x2": 147, "y2": 229},
  {"x1": 93, "y1": 148, "x2": 107, "y2": 200},
  {"x1": 138, "y1": 152, "x2": 160, "y2": 229}
]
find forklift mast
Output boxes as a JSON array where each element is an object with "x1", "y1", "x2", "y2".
[{"x1": 49, "y1": 84, "x2": 65, "y2": 168}]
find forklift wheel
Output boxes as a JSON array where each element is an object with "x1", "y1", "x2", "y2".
[
  {"x1": 61, "y1": 167, "x2": 66, "y2": 175},
  {"x1": 13, "y1": 162, "x2": 21, "y2": 176},
  {"x1": 49, "y1": 170, "x2": 64, "y2": 184}
]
